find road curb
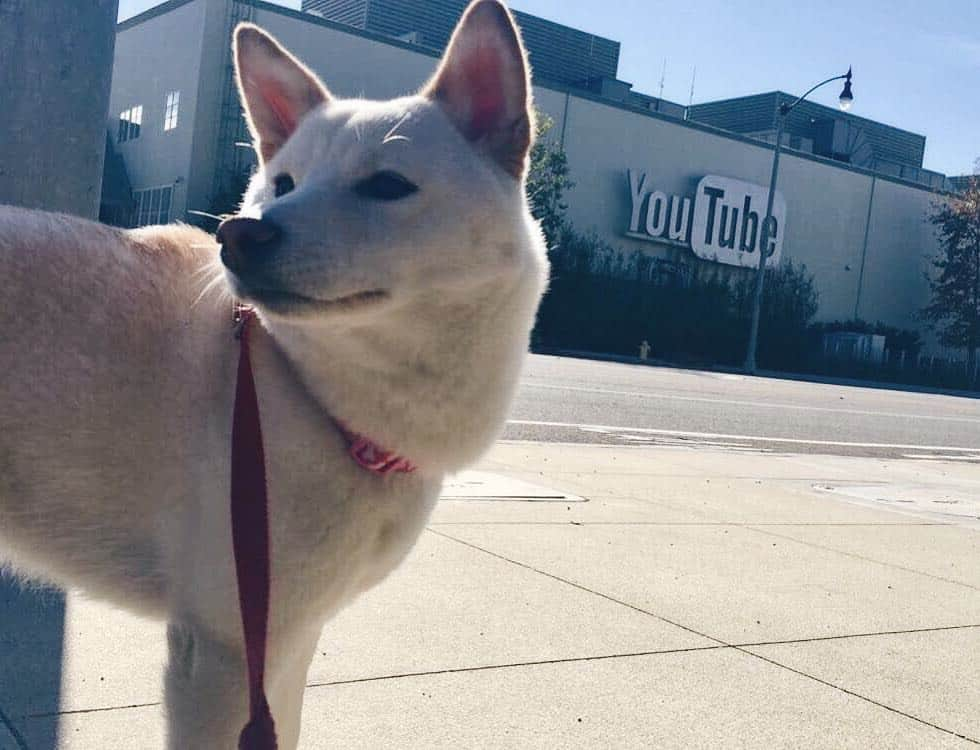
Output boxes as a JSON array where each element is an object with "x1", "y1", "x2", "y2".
[{"x1": 532, "y1": 348, "x2": 980, "y2": 399}]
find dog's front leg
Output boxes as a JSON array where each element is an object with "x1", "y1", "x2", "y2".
[
  {"x1": 164, "y1": 620, "x2": 248, "y2": 749},
  {"x1": 165, "y1": 617, "x2": 322, "y2": 750},
  {"x1": 263, "y1": 623, "x2": 324, "y2": 750}
]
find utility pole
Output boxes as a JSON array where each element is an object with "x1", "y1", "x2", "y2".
[
  {"x1": 743, "y1": 69, "x2": 854, "y2": 374},
  {"x1": 0, "y1": 1, "x2": 119, "y2": 218}
]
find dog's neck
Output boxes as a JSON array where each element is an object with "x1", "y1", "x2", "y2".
[{"x1": 261, "y1": 273, "x2": 541, "y2": 476}]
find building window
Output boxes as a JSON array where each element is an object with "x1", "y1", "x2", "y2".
[
  {"x1": 164, "y1": 91, "x2": 180, "y2": 131},
  {"x1": 117, "y1": 110, "x2": 130, "y2": 142},
  {"x1": 118, "y1": 105, "x2": 142, "y2": 142},
  {"x1": 129, "y1": 105, "x2": 142, "y2": 140},
  {"x1": 131, "y1": 185, "x2": 173, "y2": 227}
]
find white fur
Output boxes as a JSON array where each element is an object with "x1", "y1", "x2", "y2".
[{"x1": 0, "y1": 2, "x2": 547, "y2": 747}]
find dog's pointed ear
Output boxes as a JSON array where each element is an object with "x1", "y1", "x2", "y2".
[
  {"x1": 233, "y1": 23, "x2": 331, "y2": 163},
  {"x1": 423, "y1": 0, "x2": 534, "y2": 179}
]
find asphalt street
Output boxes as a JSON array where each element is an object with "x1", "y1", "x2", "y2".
[{"x1": 503, "y1": 355, "x2": 980, "y2": 460}]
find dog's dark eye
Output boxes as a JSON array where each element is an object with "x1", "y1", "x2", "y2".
[
  {"x1": 273, "y1": 173, "x2": 295, "y2": 198},
  {"x1": 354, "y1": 171, "x2": 418, "y2": 202}
]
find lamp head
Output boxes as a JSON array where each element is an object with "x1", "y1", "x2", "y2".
[{"x1": 839, "y1": 67, "x2": 854, "y2": 111}]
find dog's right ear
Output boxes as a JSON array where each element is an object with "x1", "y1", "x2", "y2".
[
  {"x1": 233, "y1": 24, "x2": 331, "y2": 163},
  {"x1": 423, "y1": 0, "x2": 533, "y2": 179}
]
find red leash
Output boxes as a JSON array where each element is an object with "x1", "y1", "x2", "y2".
[
  {"x1": 231, "y1": 307, "x2": 277, "y2": 750},
  {"x1": 229, "y1": 306, "x2": 417, "y2": 750}
]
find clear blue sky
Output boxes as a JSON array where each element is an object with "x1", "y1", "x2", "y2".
[{"x1": 118, "y1": 0, "x2": 979, "y2": 176}]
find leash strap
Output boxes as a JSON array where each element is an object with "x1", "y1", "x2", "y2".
[
  {"x1": 231, "y1": 308, "x2": 278, "y2": 750},
  {"x1": 228, "y1": 305, "x2": 415, "y2": 750}
]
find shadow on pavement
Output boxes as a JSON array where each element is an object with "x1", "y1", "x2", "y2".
[{"x1": 0, "y1": 577, "x2": 64, "y2": 749}]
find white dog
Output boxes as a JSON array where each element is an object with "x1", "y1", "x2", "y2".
[{"x1": 0, "y1": 1, "x2": 547, "y2": 746}]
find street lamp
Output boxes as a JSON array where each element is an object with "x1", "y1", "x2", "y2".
[{"x1": 743, "y1": 68, "x2": 854, "y2": 374}]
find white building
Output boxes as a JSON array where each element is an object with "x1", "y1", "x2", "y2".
[{"x1": 106, "y1": 0, "x2": 951, "y2": 347}]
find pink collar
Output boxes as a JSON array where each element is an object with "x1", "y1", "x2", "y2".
[
  {"x1": 337, "y1": 422, "x2": 417, "y2": 476},
  {"x1": 235, "y1": 305, "x2": 416, "y2": 477}
]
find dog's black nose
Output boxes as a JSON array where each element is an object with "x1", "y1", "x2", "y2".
[{"x1": 217, "y1": 217, "x2": 281, "y2": 271}]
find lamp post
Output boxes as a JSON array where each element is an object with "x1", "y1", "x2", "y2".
[{"x1": 743, "y1": 68, "x2": 854, "y2": 374}]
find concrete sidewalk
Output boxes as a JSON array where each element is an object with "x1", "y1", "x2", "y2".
[{"x1": 2, "y1": 443, "x2": 979, "y2": 748}]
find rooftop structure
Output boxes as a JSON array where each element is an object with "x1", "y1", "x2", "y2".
[
  {"x1": 302, "y1": 0, "x2": 621, "y2": 90},
  {"x1": 688, "y1": 92, "x2": 946, "y2": 190},
  {"x1": 947, "y1": 175, "x2": 978, "y2": 193}
]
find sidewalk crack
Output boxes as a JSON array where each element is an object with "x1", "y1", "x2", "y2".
[
  {"x1": 0, "y1": 705, "x2": 30, "y2": 750},
  {"x1": 429, "y1": 527, "x2": 980, "y2": 746},
  {"x1": 736, "y1": 623, "x2": 980, "y2": 648},
  {"x1": 744, "y1": 525, "x2": 980, "y2": 592},
  {"x1": 740, "y1": 649, "x2": 979, "y2": 745},
  {"x1": 305, "y1": 644, "x2": 728, "y2": 691},
  {"x1": 21, "y1": 701, "x2": 160, "y2": 721},
  {"x1": 426, "y1": 527, "x2": 725, "y2": 645}
]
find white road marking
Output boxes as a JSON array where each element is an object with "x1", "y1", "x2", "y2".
[
  {"x1": 902, "y1": 454, "x2": 980, "y2": 462},
  {"x1": 507, "y1": 419, "x2": 980, "y2": 453},
  {"x1": 520, "y1": 382, "x2": 980, "y2": 425}
]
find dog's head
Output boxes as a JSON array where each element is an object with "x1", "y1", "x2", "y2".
[{"x1": 219, "y1": 0, "x2": 546, "y2": 330}]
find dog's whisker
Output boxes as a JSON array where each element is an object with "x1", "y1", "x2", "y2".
[
  {"x1": 190, "y1": 255, "x2": 225, "y2": 282},
  {"x1": 191, "y1": 261, "x2": 222, "y2": 281},
  {"x1": 187, "y1": 209, "x2": 224, "y2": 222},
  {"x1": 382, "y1": 112, "x2": 413, "y2": 145},
  {"x1": 192, "y1": 268, "x2": 230, "y2": 308}
]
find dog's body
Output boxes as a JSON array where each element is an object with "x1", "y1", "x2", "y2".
[{"x1": 0, "y1": 3, "x2": 547, "y2": 747}]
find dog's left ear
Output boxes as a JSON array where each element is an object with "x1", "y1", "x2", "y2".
[
  {"x1": 234, "y1": 23, "x2": 332, "y2": 163},
  {"x1": 424, "y1": 0, "x2": 533, "y2": 179}
]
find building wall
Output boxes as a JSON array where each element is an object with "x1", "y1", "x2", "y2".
[
  {"x1": 110, "y1": 0, "x2": 948, "y2": 350},
  {"x1": 771, "y1": 152, "x2": 871, "y2": 321},
  {"x1": 252, "y1": 5, "x2": 437, "y2": 99},
  {"x1": 188, "y1": 0, "x2": 259, "y2": 218},
  {"x1": 0, "y1": 0, "x2": 119, "y2": 218},
  {"x1": 857, "y1": 177, "x2": 938, "y2": 332},
  {"x1": 111, "y1": 0, "x2": 211, "y2": 222},
  {"x1": 556, "y1": 94, "x2": 943, "y2": 334}
]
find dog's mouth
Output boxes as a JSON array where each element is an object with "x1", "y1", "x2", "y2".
[{"x1": 241, "y1": 286, "x2": 390, "y2": 315}]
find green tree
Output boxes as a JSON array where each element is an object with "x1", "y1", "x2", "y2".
[
  {"x1": 922, "y1": 178, "x2": 980, "y2": 384},
  {"x1": 526, "y1": 114, "x2": 574, "y2": 249},
  {"x1": 735, "y1": 260, "x2": 820, "y2": 370}
]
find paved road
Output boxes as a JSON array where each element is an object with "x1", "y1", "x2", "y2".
[{"x1": 503, "y1": 355, "x2": 980, "y2": 460}]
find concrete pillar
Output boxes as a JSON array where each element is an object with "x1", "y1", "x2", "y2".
[{"x1": 0, "y1": 0, "x2": 119, "y2": 219}]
